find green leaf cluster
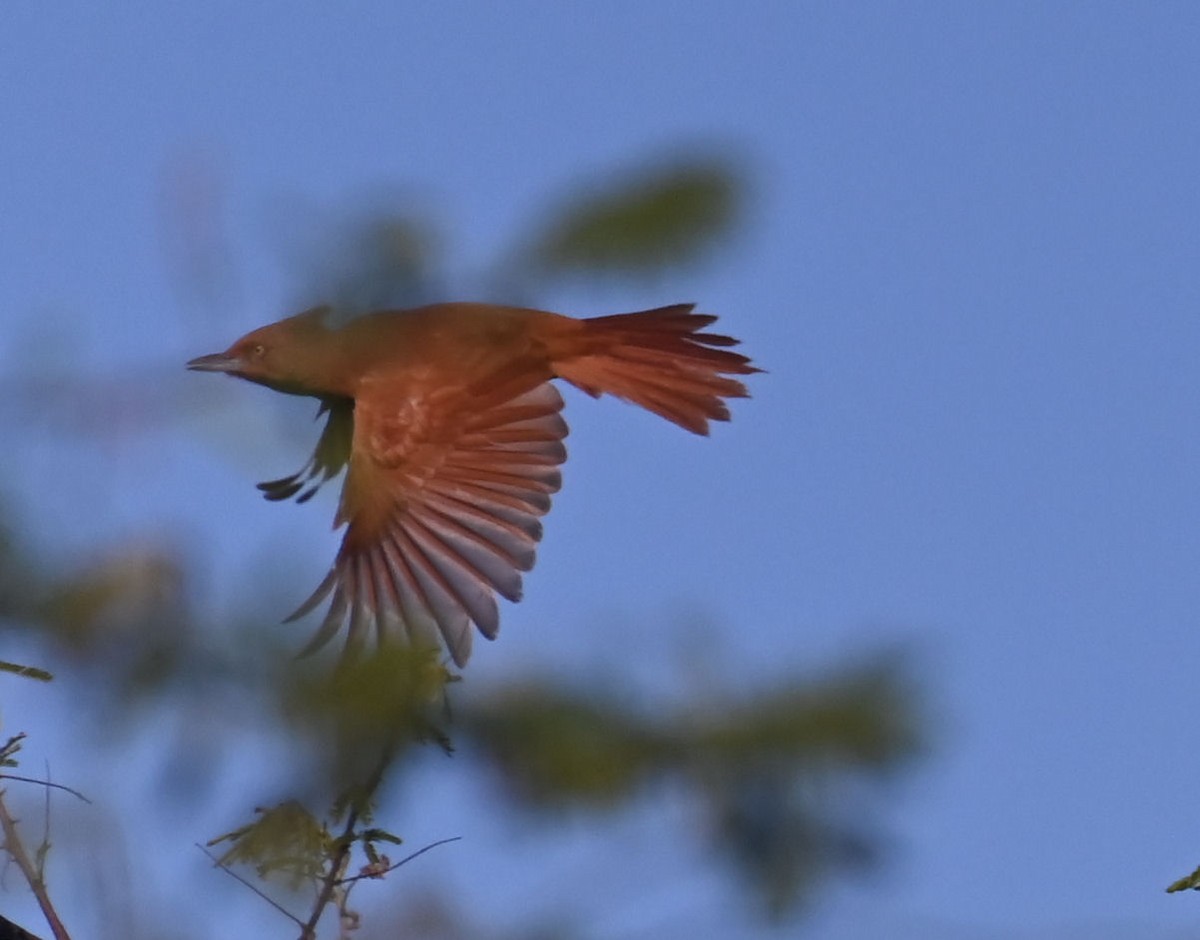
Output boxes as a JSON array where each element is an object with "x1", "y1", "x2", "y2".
[
  {"x1": 523, "y1": 159, "x2": 741, "y2": 279},
  {"x1": 462, "y1": 657, "x2": 920, "y2": 915}
]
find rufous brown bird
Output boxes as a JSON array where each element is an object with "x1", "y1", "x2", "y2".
[{"x1": 188, "y1": 302, "x2": 757, "y2": 667}]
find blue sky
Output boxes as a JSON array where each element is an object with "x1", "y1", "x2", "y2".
[{"x1": 3, "y1": 3, "x2": 1200, "y2": 937}]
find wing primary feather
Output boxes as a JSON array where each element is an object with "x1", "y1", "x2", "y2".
[
  {"x1": 403, "y1": 513, "x2": 503, "y2": 637},
  {"x1": 417, "y1": 499, "x2": 535, "y2": 579},
  {"x1": 259, "y1": 400, "x2": 353, "y2": 504},
  {"x1": 284, "y1": 567, "x2": 338, "y2": 623},
  {"x1": 425, "y1": 479, "x2": 550, "y2": 532},
  {"x1": 310, "y1": 381, "x2": 568, "y2": 665},
  {"x1": 449, "y1": 448, "x2": 564, "y2": 469},
  {"x1": 388, "y1": 521, "x2": 473, "y2": 666},
  {"x1": 438, "y1": 461, "x2": 562, "y2": 493},
  {"x1": 259, "y1": 475, "x2": 308, "y2": 501},
  {"x1": 258, "y1": 456, "x2": 321, "y2": 499},
  {"x1": 296, "y1": 580, "x2": 349, "y2": 657},
  {"x1": 343, "y1": 556, "x2": 372, "y2": 660},
  {"x1": 365, "y1": 548, "x2": 403, "y2": 647},
  {"x1": 377, "y1": 528, "x2": 443, "y2": 652}
]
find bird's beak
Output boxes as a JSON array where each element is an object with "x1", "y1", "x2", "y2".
[{"x1": 186, "y1": 352, "x2": 241, "y2": 373}]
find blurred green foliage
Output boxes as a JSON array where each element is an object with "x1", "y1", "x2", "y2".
[
  {"x1": 520, "y1": 158, "x2": 742, "y2": 280},
  {"x1": 280, "y1": 646, "x2": 455, "y2": 795},
  {"x1": 0, "y1": 148, "x2": 929, "y2": 937},
  {"x1": 462, "y1": 658, "x2": 919, "y2": 916},
  {"x1": 288, "y1": 209, "x2": 441, "y2": 315},
  {"x1": 0, "y1": 662, "x2": 52, "y2": 682}
]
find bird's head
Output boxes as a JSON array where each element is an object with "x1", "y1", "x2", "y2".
[{"x1": 187, "y1": 306, "x2": 345, "y2": 397}]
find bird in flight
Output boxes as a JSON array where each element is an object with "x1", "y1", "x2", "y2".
[{"x1": 188, "y1": 302, "x2": 757, "y2": 667}]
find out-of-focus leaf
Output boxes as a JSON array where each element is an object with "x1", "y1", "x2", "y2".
[
  {"x1": 158, "y1": 151, "x2": 241, "y2": 315},
  {"x1": 520, "y1": 157, "x2": 743, "y2": 279},
  {"x1": 281, "y1": 646, "x2": 455, "y2": 797},
  {"x1": 692, "y1": 659, "x2": 920, "y2": 768},
  {"x1": 0, "y1": 514, "x2": 40, "y2": 626},
  {"x1": 279, "y1": 203, "x2": 442, "y2": 314},
  {"x1": 368, "y1": 890, "x2": 579, "y2": 940},
  {"x1": 461, "y1": 684, "x2": 668, "y2": 807},
  {"x1": 461, "y1": 656, "x2": 921, "y2": 919},
  {"x1": 324, "y1": 216, "x2": 438, "y2": 313},
  {"x1": 692, "y1": 660, "x2": 921, "y2": 915},
  {"x1": 0, "y1": 661, "x2": 52, "y2": 682},
  {"x1": 37, "y1": 545, "x2": 186, "y2": 655},
  {"x1": 13, "y1": 542, "x2": 210, "y2": 713},
  {"x1": 1167, "y1": 864, "x2": 1200, "y2": 893}
]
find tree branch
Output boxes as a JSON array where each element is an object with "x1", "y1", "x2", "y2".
[
  {"x1": 298, "y1": 807, "x2": 358, "y2": 939},
  {"x1": 0, "y1": 912, "x2": 47, "y2": 940},
  {"x1": 0, "y1": 776, "x2": 91, "y2": 805},
  {"x1": 334, "y1": 836, "x2": 461, "y2": 887},
  {"x1": 0, "y1": 790, "x2": 71, "y2": 940},
  {"x1": 298, "y1": 740, "x2": 396, "y2": 940}
]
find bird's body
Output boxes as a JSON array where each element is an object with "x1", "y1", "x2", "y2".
[{"x1": 189, "y1": 302, "x2": 757, "y2": 666}]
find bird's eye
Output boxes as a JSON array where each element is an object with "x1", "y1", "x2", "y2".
[{"x1": 251, "y1": 344, "x2": 266, "y2": 359}]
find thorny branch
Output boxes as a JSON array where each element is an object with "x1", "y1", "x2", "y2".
[{"x1": 0, "y1": 789, "x2": 71, "y2": 940}]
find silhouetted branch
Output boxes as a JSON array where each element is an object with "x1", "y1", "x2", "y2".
[
  {"x1": 0, "y1": 776, "x2": 91, "y2": 805},
  {"x1": 0, "y1": 912, "x2": 46, "y2": 940}
]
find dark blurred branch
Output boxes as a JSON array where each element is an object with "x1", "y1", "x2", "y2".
[{"x1": 0, "y1": 913, "x2": 46, "y2": 940}]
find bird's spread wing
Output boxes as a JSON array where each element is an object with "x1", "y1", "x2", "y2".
[
  {"x1": 285, "y1": 376, "x2": 567, "y2": 667},
  {"x1": 257, "y1": 398, "x2": 355, "y2": 504}
]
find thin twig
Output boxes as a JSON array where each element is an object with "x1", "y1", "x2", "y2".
[
  {"x1": 334, "y1": 836, "x2": 461, "y2": 887},
  {"x1": 195, "y1": 843, "x2": 306, "y2": 928},
  {"x1": 0, "y1": 789, "x2": 71, "y2": 940},
  {"x1": 0, "y1": 776, "x2": 92, "y2": 805},
  {"x1": 38, "y1": 762, "x2": 51, "y2": 882}
]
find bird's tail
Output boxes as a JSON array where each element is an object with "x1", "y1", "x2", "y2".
[{"x1": 548, "y1": 304, "x2": 759, "y2": 435}]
